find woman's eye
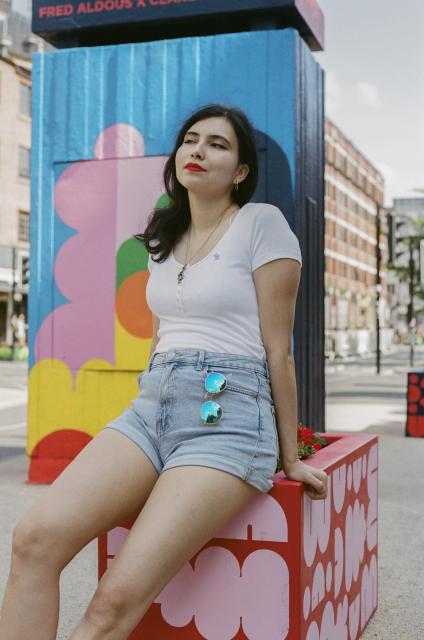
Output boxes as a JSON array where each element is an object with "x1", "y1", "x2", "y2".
[{"x1": 183, "y1": 140, "x2": 225, "y2": 149}]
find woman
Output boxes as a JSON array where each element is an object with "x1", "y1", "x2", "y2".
[{"x1": 0, "y1": 103, "x2": 328, "y2": 639}]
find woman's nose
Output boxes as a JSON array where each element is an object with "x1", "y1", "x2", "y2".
[{"x1": 191, "y1": 142, "x2": 204, "y2": 157}]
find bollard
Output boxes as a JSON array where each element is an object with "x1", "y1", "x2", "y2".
[{"x1": 406, "y1": 371, "x2": 424, "y2": 437}]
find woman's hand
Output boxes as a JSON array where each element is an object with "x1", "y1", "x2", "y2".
[{"x1": 283, "y1": 460, "x2": 328, "y2": 500}]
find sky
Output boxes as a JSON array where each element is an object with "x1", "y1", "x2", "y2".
[
  {"x1": 312, "y1": 0, "x2": 424, "y2": 208},
  {"x1": 12, "y1": 0, "x2": 423, "y2": 208}
]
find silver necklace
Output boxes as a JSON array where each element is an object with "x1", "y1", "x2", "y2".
[{"x1": 177, "y1": 203, "x2": 237, "y2": 283}]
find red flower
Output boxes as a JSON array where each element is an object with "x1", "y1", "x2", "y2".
[{"x1": 295, "y1": 423, "x2": 328, "y2": 462}]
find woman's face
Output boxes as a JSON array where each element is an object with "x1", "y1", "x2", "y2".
[{"x1": 175, "y1": 116, "x2": 248, "y2": 197}]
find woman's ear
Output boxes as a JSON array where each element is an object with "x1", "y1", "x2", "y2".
[{"x1": 236, "y1": 164, "x2": 249, "y2": 182}]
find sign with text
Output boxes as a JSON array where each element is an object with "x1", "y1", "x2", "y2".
[{"x1": 32, "y1": 0, "x2": 324, "y2": 50}]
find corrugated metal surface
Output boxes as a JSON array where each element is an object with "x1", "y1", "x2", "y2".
[{"x1": 295, "y1": 34, "x2": 325, "y2": 432}]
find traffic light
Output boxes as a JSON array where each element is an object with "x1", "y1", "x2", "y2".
[{"x1": 21, "y1": 254, "x2": 30, "y2": 287}]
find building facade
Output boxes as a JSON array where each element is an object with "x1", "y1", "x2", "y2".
[
  {"x1": 0, "y1": 54, "x2": 31, "y2": 345},
  {"x1": 324, "y1": 117, "x2": 391, "y2": 358},
  {"x1": 0, "y1": 8, "x2": 51, "y2": 347}
]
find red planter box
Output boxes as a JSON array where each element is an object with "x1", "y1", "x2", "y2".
[{"x1": 98, "y1": 432, "x2": 378, "y2": 639}]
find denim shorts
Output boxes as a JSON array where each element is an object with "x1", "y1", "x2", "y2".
[{"x1": 103, "y1": 348, "x2": 279, "y2": 492}]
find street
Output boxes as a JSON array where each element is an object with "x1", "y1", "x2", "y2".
[{"x1": 0, "y1": 345, "x2": 423, "y2": 639}]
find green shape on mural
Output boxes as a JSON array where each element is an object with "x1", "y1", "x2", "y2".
[
  {"x1": 116, "y1": 194, "x2": 172, "y2": 289},
  {"x1": 156, "y1": 193, "x2": 171, "y2": 209},
  {"x1": 116, "y1": 238, "x2": 147, "y2": 290}
]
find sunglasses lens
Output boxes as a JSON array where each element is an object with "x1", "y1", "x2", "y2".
[
  {"x1": 205, "y1": 372, "x2": 227, "y2": 394},
  {"x1": 201, "y1": 400, "x2": 223, "y2": 425}
]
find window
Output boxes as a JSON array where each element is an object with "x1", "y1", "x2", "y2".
[
  {"x1": 335, "y1": 152, "x2": 344, "y2": 171},
  {"x1": 18, "y1": 210, "x2": 30, "y2": 242},
  {"x1": 19, "y1": 83, "x2": 31, "y2": 118},
  {"x1": 18, "y1": 146, "x2": 30, "y2": 179}
]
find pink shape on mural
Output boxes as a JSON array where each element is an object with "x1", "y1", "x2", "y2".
[
  {"x1": 154, "y1": 547, "x2": 289, "y2": 640},
  {"x1": 366, "y1": 444, "x2": 378, "y2": 551},
  {"x1": 216, "y1": 492, "x2": 288, "y2": 541},
  {"x1": 361, "y1": 554, "x2": 377, "y2": 632},
  {"x1": 303, "y1": 480, "x2": 332, "y2": 567},
  {"x1": 349, "y1": 592, "x2": 361, "y2": 639},
  {"x1": 34, "y1": 124, "x2": 167, "y2": 381}
]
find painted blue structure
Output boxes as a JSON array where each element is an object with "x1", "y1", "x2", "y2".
[{"x1": 31, "y1": 26, "x2": 325, "y2": 431}]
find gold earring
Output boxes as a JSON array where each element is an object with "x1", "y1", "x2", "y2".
[{"x1": 234, "y1": 181, "x2": 239, "y2": 192}]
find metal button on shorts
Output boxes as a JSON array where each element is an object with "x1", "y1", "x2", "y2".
[{"x1": 103, "y1": 348, "x2": 278, "y2": 492}]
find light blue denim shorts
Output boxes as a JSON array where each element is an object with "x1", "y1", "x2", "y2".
[{"x1": 103, "y1": 348, "x2": 279, "y2": 492}]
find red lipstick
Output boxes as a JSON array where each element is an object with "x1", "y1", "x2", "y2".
[{"x1": 185, "y1": 163, "x2": 206, "y2": 172}]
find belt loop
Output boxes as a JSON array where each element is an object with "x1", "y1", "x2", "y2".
[
  {"x1": 148, "y1": 351, "x2": 156, "y2": 372},
  {"x1": 264, "y1": 359, "x2": 270, "y2": 379},
  {"x1": 195, "y1": 350, "x2": 205, "y2": 371}
]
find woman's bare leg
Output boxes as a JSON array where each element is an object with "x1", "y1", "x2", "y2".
[
  {"x1": 0, "y1": 428, "x2": 159, "y2": 640},
  {"x1": 69, "y1": 464, "x2": 259, "y2": 639}
]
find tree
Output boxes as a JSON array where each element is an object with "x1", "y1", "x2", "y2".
[{"x1": 387, "y1": 215, "x2": 424, "y2": 321}]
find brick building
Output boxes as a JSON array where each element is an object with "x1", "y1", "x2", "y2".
[
  {"x1": 324, "y1": 117, "x2": 391, "y2": 357},
  {"x1": 0, "y1": 7, "x2": 51, "y2": 346}
]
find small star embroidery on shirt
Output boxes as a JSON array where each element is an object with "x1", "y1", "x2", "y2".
[{"x1": 213, "y1": 252, "x2": 220, "y2": 260}]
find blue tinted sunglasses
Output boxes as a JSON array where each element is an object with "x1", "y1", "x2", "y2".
[{"x1": 201, "y1": 371, "x2": 227, "y2": 425}]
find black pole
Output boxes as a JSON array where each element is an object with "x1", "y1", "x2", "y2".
[
  {"x1": 11, "y1": 247, "x2": 17, "y2": 361},
  {"x1": 376, "y1": 205, "x2": 381, "y2": 374},
  {"x1": 408, "y1": 240, "x2": 415, "y2": 367}
]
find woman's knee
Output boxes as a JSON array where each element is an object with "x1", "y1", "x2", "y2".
[
  {"x1": 12, "y1": 514, "x2": 66, "y2": 570},
  {"x1": 83, "y1": 582, "x2": 134, "y2": 633}
]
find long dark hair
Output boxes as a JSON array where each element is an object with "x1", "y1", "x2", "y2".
[{"x1": 134, "y1": 103, "x2": 259, "y2": 264}]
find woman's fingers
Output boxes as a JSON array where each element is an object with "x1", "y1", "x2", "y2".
[{"x1": 306, "y1": 471, "x2": 328, "y2": 499}]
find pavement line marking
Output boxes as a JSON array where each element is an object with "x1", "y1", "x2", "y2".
[{"x1": 0, "y1": 422, "x2": 27, "y2": 432}]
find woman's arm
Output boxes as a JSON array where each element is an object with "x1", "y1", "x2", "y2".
[
  {"x1": 252, "y1": 258, "x2": 301, "y2": 467},
  {"x1": 253, "y1": 258, "x2": 328, "y2": 500},
  {"x1": 266, "y1": 349, "x2": 299, "y2": 467}
]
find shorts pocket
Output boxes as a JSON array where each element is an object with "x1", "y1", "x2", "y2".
[{"x1": 225, "y1": 384, "x2": 257, "y2": 398}]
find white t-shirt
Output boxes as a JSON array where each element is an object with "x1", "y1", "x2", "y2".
[{"x1": 146, "y1": 202, "x2": 302, "y2": 361}]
